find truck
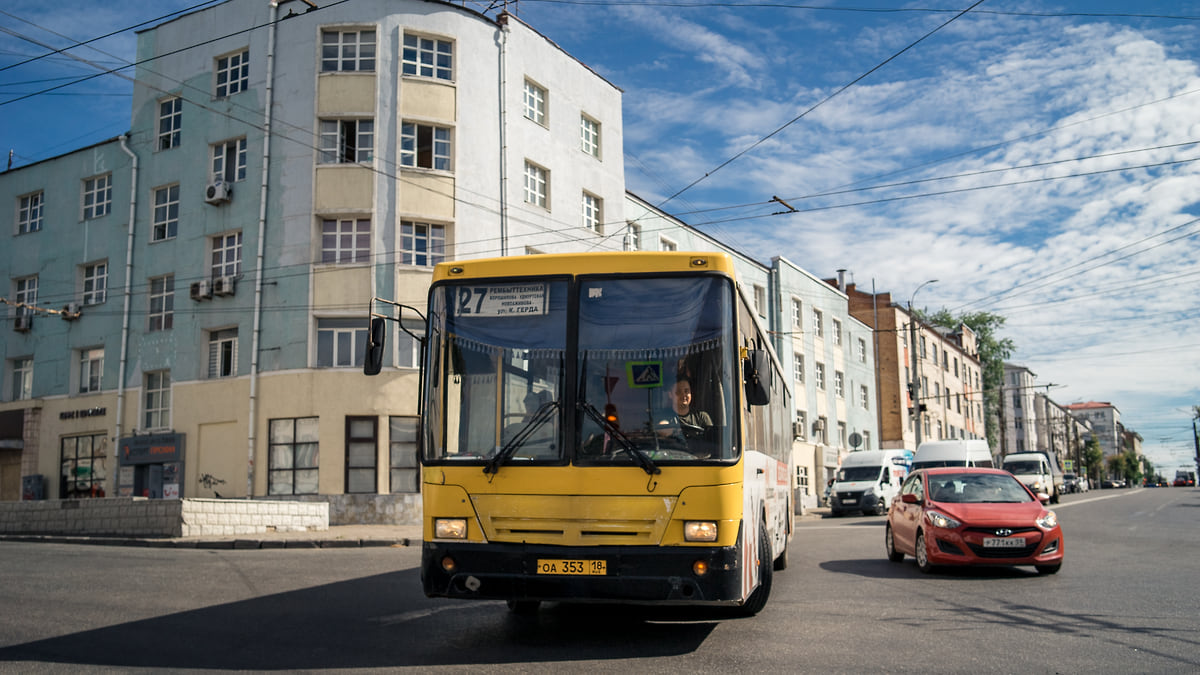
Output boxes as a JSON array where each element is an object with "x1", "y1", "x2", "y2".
[
  {"x1": 912, "y1": 439, "x2": 994, "y2": 470},
  {"x1": 1002, "y1": 451, "x2": 1059, "y2": 503},
  {"x1": 828, "y1": 449, "x2": 912, "y2": 516}
]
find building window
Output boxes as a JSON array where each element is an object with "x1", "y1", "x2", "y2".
[
  {"x1": 317, "y1": 318, "x2": 368, "y2": 367},
  {"x1": 158, "y1": 97, "x2": 182, "y2": 150},
  {"x1": 269, "y1": 417, "x2": 319, "y2": 496},
  {"x1": 523, "y1": 161, "x2": 548, "y2": 208},
  {"x1": 10, "y1": 358, "x2": 33, "y2": 401},
  {"x1": 812, "y1": 309, "x2": 823, "y2": 338},
  {"x1": 582, "y1": 191, "x2": 602, "y2": 233},
  {"x1": 319, "y1": 119, "x2": 373, "y2": 164},
  {"x1": 215, "y1": 49, "x2": 249, "y2": 97},
  {"x1": 920, "y1": 335, "x2": 927, "y2": 358},
  {"x1": 211, "y1": 138, "x2": 247, "y2": 182},
  {"x1": 152, "y1": 184, "x2": 179, "y2": 241},
  {"x1": 60, "y1": 434, "x2": 108, "y2": 499},
  {"x1": 396, "y1": 320, "x2": 425, "y2": 368},
  {"x1": 931, "y1": 344, "x2": 938, "y2": 365},
  {"x1": 625, "y1": 223, "x2": 641, "y2": 251},
  {"x1": 794, "y1": 411, "x2": 806, "y2": 440},
  {"x1": 815, "y1": 362, "x2": 826, "y2": 390},
  {"x1": 144, "y1": 370, "x2": 170, "y2": 430},
  {"x1": 82, "y1": 174, "x2": 112, "y2": 220},
  {"x1": 82, "y1": 262, "x2": 107, "y2": 305},
  {"x1": 796, "y1": 465, "x2": 809, "y2": 494},
  {"x1": 580, "y1": 115, "x2": 600, "y2": 157},
  {"x1": 400, "y1": 220, "x2": 445, "y2": 267},
  {"x1": 17, "y1": 191, "x2": 43, "y2": 234},
  {"x1": 832, "y1": 319, "x2": 842, "y2": 346},
  {"x1": 320, "y1": 218, "x2": 370, "y2": 264},
  {"x1": 857, "y1": 337, "x2": 867, "y2": 363},
  {"x1": 860, "y1": 384, "x2": 870, "y2": 409},
  {"x1": 400, "y1": 123, "x2": 451, "y2": 170},
  {"x1": 389, "y1": 416, "x2": 419, "y2": 493},
  {"x1": 660, "y1": 236, "x2": 677, "y2": 252},
  {"x1": 753, "y1": 285, "x2": 766, "y2": 317},
  {"x1": 346, "y1": 416, "x2": 377, "y2": 494},
  {"x1": 817, "y1": 416, "x2": 828, "y2": 445},
  {"x1": 402, "y1": 34, "x2": 452, "y2": 80},
  {"x1": 15, "y1": 276, "x2": 37, "y2": 317},
  {"x1": 791, "y1": 298, "x2": 802, "y2": 329},
  {"x1": 838, "y1": 422, "x2": 848, "y2": 448},
  {"x1": 793, "y1": 353, "x2": 804, "y2": 383},
  {"x1": 208, "y1": 328, "x2": 238, "y2": 378},
  {"x1": 834, "y1": 371, "x2": 844, "y2": 398},
  {"x1": 79, "y1": 347, "x2": 104, "y2": 394},
  {"x1": 321, "y1": 29, "x2": 375, "y2": 72},
  {"x1": 524, "y1": 79, "x2": 547, "y2": 125},
  {"x1": 148, "y1": 275, "x2": 174, "y2": 332},
  {"x1": 211, "y1": 232, "x2": 243, "y2": 278}
]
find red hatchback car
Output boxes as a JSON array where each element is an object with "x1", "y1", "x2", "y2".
[{"x1": 885, "y1": 467, "x2": 1064, "y2": 575}]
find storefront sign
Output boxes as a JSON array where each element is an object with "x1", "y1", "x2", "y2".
[
  {"x1": 60, "y1": 407, "x2": 106, "y2": 420},
  {"x1": 119, "y1": 433, "x2": 185, "y2": 465}
]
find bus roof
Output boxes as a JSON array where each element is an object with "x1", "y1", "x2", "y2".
[{"x1": 431, "y1": 251, "x2": 737, "y2": 282}]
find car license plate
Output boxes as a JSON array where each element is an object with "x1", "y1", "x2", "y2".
[
  {"x1": 537, "y1": 559, "x2": 607, "y2": 575},
  {"x1": 842, "y1": 498, "x2": 857, "y2": 505},
  {"x1": 982, "y1": 537, "x2": 1026, "y2": 548}
]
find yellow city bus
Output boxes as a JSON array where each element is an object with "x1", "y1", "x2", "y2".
[{"x1": 366, "y1": 251, "x2": 792, "y2": 614}]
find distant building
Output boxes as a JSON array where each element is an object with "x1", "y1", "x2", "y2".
[{"x1": 1001, "y1": 364, "x2": 1039, "y2": 455}]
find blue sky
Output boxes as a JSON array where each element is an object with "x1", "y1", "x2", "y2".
[{"x1": 3, "y1": 0, "x2": 1199, "y2": 475}]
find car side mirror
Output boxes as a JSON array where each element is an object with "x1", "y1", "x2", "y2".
[
  {"x1": 1036, "y1": 492, "x2": 1050, "y2": 504},
  {"x1": 901, "y1": 493, "x2": 920, "y2": 504}
]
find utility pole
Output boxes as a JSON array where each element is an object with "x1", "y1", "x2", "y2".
[{"x1": 908, "y1": 280, "x2": 936, "y2": 450}]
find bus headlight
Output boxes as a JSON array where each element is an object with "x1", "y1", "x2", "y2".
[
  {"x1": 434, "y1": 518, "x2": 468, "y2": 539},
  {"x1": 683, "y1": 521, "x2": 718, "y2": 542}
]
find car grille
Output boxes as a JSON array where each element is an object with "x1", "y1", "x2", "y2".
[
  {"x1": 965, "y1": 541, "x2": 1041, "y2": 558},
  {"x1": 964, "y1": 526, "x2": 1038, "y2": 536}
]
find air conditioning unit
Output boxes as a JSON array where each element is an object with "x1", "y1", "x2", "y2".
[
  {"x1": 61, "y1": 303, "x2": 81, "y2": 321},
  {"x1": 205, "y1": 180, "x2": 232, "y2": 205},
  {"x1": 213, "y1": 276, "x2": 236, "y2": 297},
  {"x1": 190, "y1": 280, "x2": 212, "y2": 301},
  {"x1": 812, "y1": 419, "x2": 826, "y2": 433},
  {"x1": 792, "y1": 421, "x2": 806, "y2": 440},
  {"x1": 13, "y1": 315, "x2": 33, "y2": 332}
]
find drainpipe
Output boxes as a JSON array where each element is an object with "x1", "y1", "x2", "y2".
[
  {"x1": 497, "y1": 12, "x2": 510, "y2": 255},
  {"x1": 247, "y1": 0, "x2": 279, "y2": 497},
  {"x1": 116, "y1": 135, "x2": 138, "y2": 489}
]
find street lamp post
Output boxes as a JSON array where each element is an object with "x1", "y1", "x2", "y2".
[{"x1": 909, "y1": 279, "x2": 937, "y2": 449}]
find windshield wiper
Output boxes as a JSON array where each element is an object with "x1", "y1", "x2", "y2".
[
  {"x1": 484, "y1": 400, "x2": 559, "y2": 476},
  {"x1": 578, "y1": 401, "x2": 660, "y2": 476}
]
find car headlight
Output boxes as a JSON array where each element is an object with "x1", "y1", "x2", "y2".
[
  {"x1": 1031, "y1": 481, "x2": 1043, "y2": 490},
  {"x1": 434, "y1": 518, "x2": 468, "y2": 539},
  {"x1": 683, "y1": 520, "x2": 718, "y2": 542},
  {"x1": 1036, "y1": 511, "x2": 1058, "y2": 530},
  {"x1": 925, "y1": 510, "x2": 961, "y2": 529}
]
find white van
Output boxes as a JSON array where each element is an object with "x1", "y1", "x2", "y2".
[
  {"x1": 912, "y1": 439, "x2": 994, "y2": 470},
  {"x1": 829, "y1": 449, "x2": 912, "y2": 516},
  {"x1": 1002, "y1": 451, "x2": 1059, "y2": 503}
]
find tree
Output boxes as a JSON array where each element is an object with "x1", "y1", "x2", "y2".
[
  {"x1": 922, "y1": 309, "x2": 1015, "y2": 450},
  {"x1": 1120, "y1": 450, "x2": 1143, "y2": 487},
  {"x1": 1083, "y1": 436, "x2": 1103, "y2": 486}
]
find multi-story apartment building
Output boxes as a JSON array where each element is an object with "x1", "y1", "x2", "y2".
[
  {"x1": 1066, "y1": 401, "x2": 1122, "y2": 461},
  {"x1": 837, "y1": 284, "x2": 984, "y2": 455},
  {"x1": 1001, "y1": 364, "x2": 1039, "y2": 455},
  {"x1": 2, "y1": 0, "x2": 627, "y2": 512},
  {"x1": 1033, "y1": 393, "x2": 1090, "y2": 474}
]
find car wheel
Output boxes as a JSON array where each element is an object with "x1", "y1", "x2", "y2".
[
  {"x1": 885, "y1": 523, "x2": 904, "y2": 562},
  {"x1": 874, "y1": 497, "x2": 888, "y2": 516},
  {"x1": 506, "y1": 599, "x2": 540, "y2": 615},
  {"x1": 1036, "y1": 563, "x2": 1061, "y2": 575},
  {"x1": 915, "y1": 531, "x2": 936, "y2": 574},
  {"x1": 739, "y1": 521, "x2": 773, "y2": 616},
  {"x1": 1050, "y1": 489, "x2": 1060, "y2": 505}
]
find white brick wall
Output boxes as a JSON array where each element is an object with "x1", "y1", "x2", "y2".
[{"x1": 0, "y1": 498, "x2": 328, "y2": 537}]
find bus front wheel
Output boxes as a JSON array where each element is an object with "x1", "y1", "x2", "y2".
[{"x1": 739, "y1": 521, "x2": 773, "y2": 616}]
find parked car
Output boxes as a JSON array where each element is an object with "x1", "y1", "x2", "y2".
[
  {"x1": 884, "y1": 467, "x2": 1064, "y2": 575},
  {"x1": 1174, "y1": 477, "x2": 1189, "y2": 487}
]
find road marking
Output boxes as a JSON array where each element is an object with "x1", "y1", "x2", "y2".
[
  {"x1": 1053, "y1": 490, "x2": 1139, "y2": 508},
  {"x1": 372, "y1": 604, "x2": 464, "y2": 625}
]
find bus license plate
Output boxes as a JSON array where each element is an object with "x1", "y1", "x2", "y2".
[
  {"x1": 983, "y1": 537, "x2": 1026, "y2": 548},
  {"x1": 537, "y1": 559, "x2": 607, "y2": 575}
]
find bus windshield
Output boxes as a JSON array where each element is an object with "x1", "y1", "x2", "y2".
[
  {"x1": 422, "y1": 274, "x2": 736, "y2": 464},
  {"x1": 576, "y1": 276, "x2": 736, "y2": 462}
]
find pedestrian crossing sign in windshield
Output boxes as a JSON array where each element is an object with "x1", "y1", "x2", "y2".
[{"x1": 626, "y1": 361, "x2": 663, "y2": 389}]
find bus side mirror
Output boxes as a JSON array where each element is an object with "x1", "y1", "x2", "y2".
[
  {"x1": 743, "y1": 349, "x2": 770, "y2": 406},
  {"x1": 364, "y1": 316, "x2": 386, "y2": 375}
]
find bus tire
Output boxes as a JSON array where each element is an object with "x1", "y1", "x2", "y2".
[
  {"x1": 773, "y1": 539, "x2": 789, "y2": 571},
  {"x1": 740, "y1": 521, "x2": 773, "y2": 616}
]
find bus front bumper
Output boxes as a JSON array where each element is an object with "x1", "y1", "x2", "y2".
[{"x1": 422, "y1": 541, "x2": 743, "y2": 604}]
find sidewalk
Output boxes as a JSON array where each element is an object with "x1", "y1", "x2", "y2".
[{"x1": 4, "y1": 509, "x2": 833, "y2": 550}]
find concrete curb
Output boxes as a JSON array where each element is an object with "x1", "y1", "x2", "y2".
[{"x1": 0, "y1": 533, "x2": 418, "y2": 549}]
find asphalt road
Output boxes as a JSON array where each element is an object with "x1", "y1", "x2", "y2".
[{"x1": 0, "y1": 487, "x2": 1197, "y2": 674}]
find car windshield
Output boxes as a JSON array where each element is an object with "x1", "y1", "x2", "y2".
[
  {"x1": 838, "y1": 466, "x2": 881, "y2": 482},
  {"x1": 1004, "y1": 460, "x2": 1043, "y2": 474},
  {"x1": 928, "y1": 473, "x2": 1034, "y2": 503}
]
